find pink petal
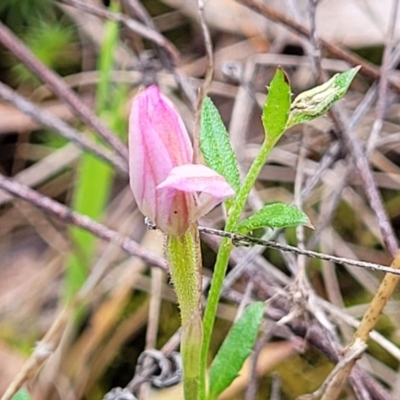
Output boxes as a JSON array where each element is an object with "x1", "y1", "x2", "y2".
[
  {"x1": 128, "y1": 86, "x2": 194, "y2": 228},
  {"x1": 157, "y1": 164, "x2": 235, "y2": 200},
  {"x1": 142, "y1": 86, "x2": 193, "y2": 166}
]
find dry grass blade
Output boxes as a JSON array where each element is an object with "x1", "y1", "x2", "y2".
[{"x1": 0, "y1": 308, "x2": 70, "y2": 400}]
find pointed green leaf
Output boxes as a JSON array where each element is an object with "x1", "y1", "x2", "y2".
[
  {"x1": 235, "y1": 203, "x2": 311, "y2": 234},
  {"x1": 200, "y1": 97, "x2": 241, "y2": 199},
  {"x1": 262, "y1": 68, "x2": 291, "y2": 142},
  {"x1": 209, "y1": 302, "x2": 264, "y2": 399},
  {"x1": 287, "y1": 66, "x2": 360, "y2": 127}
]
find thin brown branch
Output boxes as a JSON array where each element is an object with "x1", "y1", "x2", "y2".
[
  {"x1": 306, "y1": 0, "x2": 323, "y2": 80},
  {"x1": 0, "y1": 173, "x2": 167, "y2": 271},
  {"x1": 236, "y1": 0, "x2": 400, "y2": 92},
  {"x1": 122, "y1": 0, "x2": 157, "y2": 30},
  {"x1": 59, "y1": 0, "x2": 180, "y2": 67},
  {"x1": 293, "y1": 0, "x2": 399, "y2": 274},
  {"x1": 332, "y1": 112, "x2": 399, "y2": 257},
  {"x1": 122, "y1": 0, "x2": 175, "y2": 71},
  {"x1": 0, "y1": 307, "x2": 71, "y2": 400},
  {"x1": 0, "y1": 21, "x2": 129, "y2": 163},
  {"x1": 300, "y1": 339, "x2": 367, "y2": 400},
  {"x1": 60, "y1": 0, "x2": 199, "y2": 108},
  {"x1": 367, "y1": 0, "x2": 400, "y2": 152},
  {"x1": 203, "y1": 231, "x2": 392, "y2": 400},
  {"x1": 281, "y1": 3, "x2": 399, "y2": 396},
  {"x1": 320, "y1": 253, "x2": 400, "y2": 400},
  {"x1": 0, "y1": 82, "x2": 128, "y2": 175},
  {"x1": 119, "y1": 0, "x2": 196, "y2": 109}
]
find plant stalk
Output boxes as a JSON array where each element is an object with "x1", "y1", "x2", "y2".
[
  {"x1": 198, "y1": 136, "x2": 279, "y2": 399},
  {"x1": 166, "y1": 224, "x2": 203, "y2": 399}
]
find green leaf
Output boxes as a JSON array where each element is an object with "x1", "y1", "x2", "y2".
[
  {"x1": 200, "y1": 97, "x2": 241, "y2": 198},
  {"x1": 11, "y1": 389, "x2": 32, "y2": 400},
  {"x1": 209, "y1": 302, "x2": 264, "y2": 399},
  {"x1": 287, "y1": 66, "x2": 360, "y2": 127},
  {"x1": 262, "y1": 68, "x2": 291, "y2": 142},
  {"x1": 235, "y1": 203, "x2": 311, "y2": 234}
]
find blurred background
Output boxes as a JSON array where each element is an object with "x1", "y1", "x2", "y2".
[{"x1": 0, "y1": 0, "x2": 400, "y2": 399}]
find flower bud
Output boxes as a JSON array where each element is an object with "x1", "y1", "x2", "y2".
[{"x1": 129, "y1": 85, "x2": 234, "y2": 235}]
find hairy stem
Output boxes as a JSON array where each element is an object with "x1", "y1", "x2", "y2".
[
  {"x1": 199, "y1": 136, "x2": 278, "y2": 398},
  {"x1": 166, "y1": 225, "x2": 203, "y2": 399}
]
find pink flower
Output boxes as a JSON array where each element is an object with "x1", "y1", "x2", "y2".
[{"x1": 129, "y1": 85, "x2": 235, "y2": 235}]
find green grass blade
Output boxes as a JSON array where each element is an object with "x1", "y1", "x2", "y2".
[
  {"x1": 11, "y1": 389, "x2": 32, "y2": 400},
  {"x1": 65, "y1": 0, "x2": 124, "y2": 299}
]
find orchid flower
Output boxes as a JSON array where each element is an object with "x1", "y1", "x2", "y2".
[{"x1": 129, "y1": 85, "x2": 235, "y2": 236}]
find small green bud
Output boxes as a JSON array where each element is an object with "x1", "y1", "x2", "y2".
[{"x1": 287, "y1": 66, "x2": 360, "y2": 127}]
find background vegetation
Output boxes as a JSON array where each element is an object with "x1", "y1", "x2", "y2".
[{"x1": 0, "y1": 0, "x2": 399, "y2": 399}]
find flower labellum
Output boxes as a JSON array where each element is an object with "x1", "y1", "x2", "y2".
[{"x1": 129, "y1": 85, "x2": 235, "y2": 235}]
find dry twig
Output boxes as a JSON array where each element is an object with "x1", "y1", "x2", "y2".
[
  {"x1": 236, "y1": 0, "x2": 400, "y2": 92},
  {"x1": 0, "y1": 173, "x2": 166, "y2": 270},
  {"x1": 0, "y1": 22, "x2": 128, "y2": 163},
  {"x1": 0, "y1": 82, "x2": 127, "y2": 175}
]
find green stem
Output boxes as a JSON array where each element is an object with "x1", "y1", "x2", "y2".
[
  {"x1": 198, "y1": 137, "x2": 278, "y2": 399},
  {"x1": 166, "y1": 225, "x2": 203, "y2": 399}
]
